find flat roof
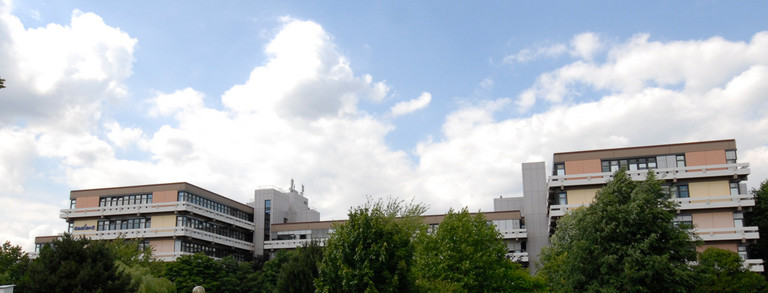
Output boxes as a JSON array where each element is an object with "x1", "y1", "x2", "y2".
[
  {"x1": 553, "y1": 139, "x2": 736, "y2": 162},
  {"x1": 70, "y1": 182, "x2": 253, "y2": 212}
]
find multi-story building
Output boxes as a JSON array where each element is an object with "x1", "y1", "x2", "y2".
[
  {"x1": 253, "y1": 181, "x2": 321, "y2": 256},
  {"x1": 52, "y1": 182, "x2": 255, "y2": 261},
  {"x1": 498, "y1": 139, "x2": 762, "y2": 273},
  {"x1": 259, "y1": 210, "x2": 530, "y2": 264}
]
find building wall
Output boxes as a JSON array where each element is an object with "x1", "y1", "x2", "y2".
[
  {"x1": 151, "y1": 215, "x2": 177, "y2": 228},
  {"x1": 564, "y1": 159, "x2": 601, "y2": 175},
  {"x1": 520, "y1": 162, "x2": 549, "y2": 274},
  {"x1": 154, "y1": 190, "x2": 177, "y2": 203},
  {"x1": 686, "y1": 150, "x2": 726, "y2": 167},
  {"x1": 566, "y1": 188, "x2": 600, "y2": 205},
  {"x1": 689, "y1": 180, "x2": 730, "y2": 198},
  {"x1": 75, "y1": 196, "x2": 99, "y2": 208},
  {"x1": 692, "y1": 211, "x2": 734, "y2": 229},
  {"x1": 150, "y1": 239, "x2": 175, "y2": 254}
]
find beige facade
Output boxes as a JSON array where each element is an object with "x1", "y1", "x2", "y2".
[{"x1": 548, "y1": 139, "x2": 761, "y2": 272}]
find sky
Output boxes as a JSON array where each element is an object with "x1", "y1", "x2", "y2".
[{"x1": 1, "y1": 0, "x2": 767, "y2": 251}]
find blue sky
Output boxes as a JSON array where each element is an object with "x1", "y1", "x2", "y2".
[{"x1": 1, "y1": 0, "x2": 767, "y2": 250}]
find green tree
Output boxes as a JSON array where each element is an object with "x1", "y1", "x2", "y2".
[
  {"x1": 412, "y1": 208, "x2": 545, "y2": 292},
  {"x1": 19, "y1": 233, "x2": 134, "y2": 292},
  {"x1": 0, "y1": 241, "x2": 30, "y2": 285},
  {"x1": 316, "y1": 198, "x2": 427, "y2": 293},
  {"x1": 163, "y1": 253, "x2": 220, "y2": 293},
  {"x1": 254, "y1": 250, "x2": 293, "y2": 292},
  {"x1": 539, "y1": 170, "x2": 699, "y2": 292},
  {"x1": 275, "y1": 241, "x2": 324, "y2": 293},
  {"x1": 746, "y1": 179, "x2": 768, "y2": 269},
  {"x1": 694, "y1": 247, "x2": 767, "y2": 292}
]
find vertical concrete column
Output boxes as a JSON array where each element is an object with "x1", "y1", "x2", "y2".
[{"x1": 521, "y1": 162, "x2": 549, "y2": 274}]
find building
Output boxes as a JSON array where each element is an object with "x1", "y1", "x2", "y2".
[
  {"x1": 497, "y1": 139, "x2": 762, "y2": 273},
  {"x1": 253, "y1": 181, "x2": 321, "y2": 256},
  {"x1": 50, "y1": 182, "x2": 255, "y2": 261}
]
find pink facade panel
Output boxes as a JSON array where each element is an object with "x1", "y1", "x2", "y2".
[
  {"x1": 75, "y1": 196, "x2": 99, "y2": 208},
  {"x1": 153, "y1": 190, "x2": 178, "y2": 203}
]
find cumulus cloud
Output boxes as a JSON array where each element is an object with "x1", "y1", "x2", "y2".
[
  {"x1": 570, "y1": 32, "x2": 602, "y2": 61},
  {"x1": 389, "y1": 92, "x2": 432, "y2": 117}
]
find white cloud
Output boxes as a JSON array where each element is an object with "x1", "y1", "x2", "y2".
[
  {"x1": 503, "y1": 43, "x2": 567, "y2": 64},
  {"x1": 106, "y1": 122, "x2": 145, "y2": 149},
  {"x1": 389, "y1": 92, "x2": 432, "y2": 117},
  {"x1": 150, "y1": 88, "x2": 206, "y2": 117},
  {"x1": 570, "y1": 32, "x2": 602, "y2": 61}
]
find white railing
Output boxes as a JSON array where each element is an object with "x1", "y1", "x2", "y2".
[
  {"x1": 498, "y1": 228, "x2": 528, "y2": 239},
  {"x1": 745, "y1": 259, "x2": 764, "y2": 273},
  {"x1": 548, "y1": 163, "x2": 750, "y2": 188},
  {"x1": 71, "y1": 227, "x2": 254, "y2": 251},
  {"x1": 264, "y1": 238, "x2": 327, "y2": 250},
  {"x1": 505, "y1": 252, "x2": 529, "y2": 262},
  {"x1": 695, "y1": 226, "x2": 759, "y2": 241},
  {"x1": 549, "y1": 204, "x2": 590, "y2": 217},
  {"x1": 675, "y1": 194, "x2": 755, "y2": 210},
  {"x1": 60, "y1": 202, "x2": 254, "y2": 230}
]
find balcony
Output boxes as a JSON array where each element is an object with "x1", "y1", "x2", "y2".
[
  {"x1": 498, "y1": 228, "x2": 527, "y2": 240},
  {"x1": 549, "y1": 204, "x2": 590, "y2": 217},
  {"x1": 745, "y1": 259, "x2": 764, "y2": 273},
  {"x1": 264, "y1": 238, "x2": 327, "y2": 250},
  {"x1": 70, "y1": 226, "x2": 254, "y2": 251},
  {"x1": 505, "y1": 252, "x2": 529, "y2": 262},
  {"x1": 675, "y1": 194, "x2": 755, "y2": 210},
  {"x1": 695, "y1": 226, "x2": 759, "y2": 241},
  {"x1": 548, "y1": 163, "x2": 750, "y2": 188},
  {"x1": 60, "y1": 202, "x2": 254, "y2": 230}
]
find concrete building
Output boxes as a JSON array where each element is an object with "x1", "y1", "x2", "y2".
[
  {"x1": 51, "y1": 182, "x2": 255, "y2": 261},
  {"x1": 253, "y1": 181, "x2": 320, "y2": 255},
  {"x1": 497, "y1": 139, "x2": 762, "y2": 273}
]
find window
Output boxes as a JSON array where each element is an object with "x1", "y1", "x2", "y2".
[
  {"x1": 673, "y1": 214, "x2": 693, "y2": 226},
  {"x1": 70, "y1": 199, "x2": 76, "y2": 209},
  {"x1": 68, "y1": 222, "x2": 74, "y2": 233},
  {"x1": 738, "y1": 244, "x2": 748, "y2": 260},
  {"x1": 673, "y1": 185, "x2": 689, "y2": 198},
  {"x1": 734, "y1": 212, "x2": 744, "y2": 228},
  {"x1": 557, "y1": 192, "x2": 567, "y2": 205},
  {"x1": 730, "y1": 182, "x2": 740, "y2": 196},
  {"x1": 628, "y1": 159, "x2": 638, "y2": 171},
  {"x1": 554, "y1": 163, "x2": 565, "y2": 176},
  {"x1": 676, "y1": 155, "x2": 686, "y2": 168},
  {"x1": 726, "y1": 150, "x2": 737, "y2": 164}
]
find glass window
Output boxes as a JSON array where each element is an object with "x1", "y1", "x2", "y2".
[
  {"x1": 555, "y1": 164, "x2": 565, "y2": 176},
  {"x1": 629, "y1": 159, "x2": 638, "y2": 171},
  {"x1": 676, "y1": 185, "x2": 689, "y2": 198},
  {"x1": 648, "y1": 158, "x2": 657, "y2": 169},
  {"x1": 730, "y1": 182, "x2": 740, "y2": 196},
  {"x1": 726, "y1": 150, "x2": 737, "y2": 164},
  {"x1": 676, "y1": 155, "x2": 686, "y2": 167},
  {"x1": 601, "y1": 161, "x2": 610, "y2": 172},
  {"x1": 610, "y1": 160, "x2": 619, "y2": 172},
  {"x1": 673, "y1": 214, "x2": 693, "y2": 226},
  {"x1": 557, "y1": 192, "x2": 567, "y2": 205},
  {"x1": 734, "y1": 212, "x2": 744, "y2": 228},
  {"x1": 638, "y1": 158, "x2": 647, "y2": 170},
  {"x1": 70, "y1": 199, "x2": 77, "y2": 209},
  {"x1": 738, "y1": 244, "x2": 748, "y2": 260}
]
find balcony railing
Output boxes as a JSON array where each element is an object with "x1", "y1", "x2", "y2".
[
  {"x1": 505, "y1": 252, "x2": 529, "y2": 262},
  {"x1": 498, "y1": 228, "x2": 528, "y2": 240},
  {"x1": 695, "y1": 226, "x2": 759, "y2": 241},
  {"x1": 675, "y1": 194, "x2": 755, "y2": 210},
  {"x1": 70, "y1": 226, "x2": 254, "y2": 251},
  {"x1": 60, "y1": 202, "x2": 254, "y2": 230},
  {"x1": 548, "y1": 163, "x2": 750, "y2": 188},
  {"x1": 549, "y1": 204, "x2": 590, "y2": 217},
  {"x1": 264, "y1": 238, "x2": 327, "y2": 250},
  {"x1": 745, "y1": 259, "x2": 764, "y2": 273}
]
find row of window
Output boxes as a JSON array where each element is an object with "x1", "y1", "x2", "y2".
[
  {"x1": 179, "y1": 240, "x2": 249, "y2": 261},
  {"x1": 556, "y1": 182, "x2": 742, "y2": 205},
  {"x1": 99, "y1": 194, "x2": 153, "y2": 207},
  {"x1": 178, "y1": 191, "x2": 254, "y2": 221},
  {"x1": 176, "y1": 215, "x2": 251, "y2": 242},
  {"x1": 673, "y1": 212, "x2": 744, "y2": 228},
  {"x1": 98, "y1": 218, "x2": 151, "y2": 231},
  {"x1": 555, "y1": 150, "x2": 738, "y2": 176}
]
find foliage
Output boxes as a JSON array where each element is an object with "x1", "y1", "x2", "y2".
[
  {"x1": 0, "y1": 76, "x2": 4, "y2": 89},
  {"x1": 316, "y1": 198, "x2": 427, "y2": 293},
  {"x1": 746, "y1": 179, "x2": 768, "y2": 269},
  {"x1": 253, "y1": 250, "x2": 293, "y2": 292},
  {"x1": 116, "y1": 260, "x2": 176, "y2": 293},
  {"x1": 19, "y1": 233, "x2": 134, "y2": 292},
  {"x1": 694, "y1": 247, "x2": 767, "y2": 292},
  {"x1": 412, "y1": 208, "x2": 545, "y2": 292},
  {"x1": 0, "y1": 241, "x2": 30, "y2": 285},
  {"x1": 275, "y1": 241, "x2": 324, "y2": 293},
  {"x1": 539, "y1": 170, "x2": 699, "y2": 292},
  {"x1": 163, "y1": 253, "x2": 221, "y2": 293}
]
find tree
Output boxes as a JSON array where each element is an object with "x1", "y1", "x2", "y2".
[
  {"x1": 539, "y1": 170, "x2": 699, "y2": 292},
  {"x1": 694, "y1": 247, "x2": 767, "y2": 292},
  {"x1": 745, "y1": 179, "x2": 768, "y2": 270},
  {"x1": 412, "y1": 208, "x2": 545, "y2": 292},
  {"x1": 19, "y1": 233, "x2": 134, "y2": 292},
  {"x1": 275, "y1": 241, "x2": 323, "y2": 293},
  {"x1": 316, "y1": 198, "x2": 427, "y2": 293},
  {"x1": 163, "y1": 253, "x2": 221, "y2": 293},
  {"x1": 0, "y1": 241, "x2": 30, "y2": 285},
  {"x1": 0, "y1": 76, "x2": 5, "y2": 89}
]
